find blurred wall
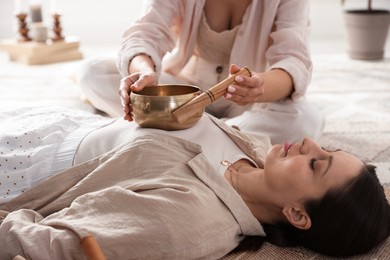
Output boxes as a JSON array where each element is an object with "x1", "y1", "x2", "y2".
[
  {"x1": 0, "y1": 0, "x2": 143, "y2": 47},
  {"x1": 1, "y1": 0, "x2": 389, "y2": 53}
]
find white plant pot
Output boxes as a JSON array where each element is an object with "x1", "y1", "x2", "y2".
[{"x1": 343, "y1": 10, "x2": 390, "y2": 60}]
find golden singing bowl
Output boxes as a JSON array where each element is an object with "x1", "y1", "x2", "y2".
[{"x1": 130, "y1": 84, "x2": 204, "y2": 130}]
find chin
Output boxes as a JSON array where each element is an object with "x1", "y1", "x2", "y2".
[
  {"x1": 267, "y1": 144, "x2": 284, "y2": 157},
  {"x1": 265, "y1": 144, "x2": 284, "y2": 166}
]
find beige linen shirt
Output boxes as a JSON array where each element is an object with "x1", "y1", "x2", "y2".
[
  {"x1": 0, "y1": 116, "x2": 271, "y2": 260},
  {"x1": 117, "y1": 0, "x2": 312, "y2": 100}
]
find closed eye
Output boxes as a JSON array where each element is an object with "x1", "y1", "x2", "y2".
[{"x1": 310, "y1": 158, "x2": 316, "y2": 170}]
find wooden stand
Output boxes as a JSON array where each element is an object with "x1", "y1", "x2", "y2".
[{"x1": 0, "y1": 37, "x2": 83, "y2": 65}]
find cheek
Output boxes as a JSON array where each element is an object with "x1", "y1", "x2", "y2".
[
  {"x1": 264, "y1": 159, "x2": 291, "y2": 190},
  {"x1": 264, "y1": 157, "x2": 309, "y2": 190}
]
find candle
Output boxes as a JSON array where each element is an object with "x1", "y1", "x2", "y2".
[
  {"x1": 30, "y1": 1, "x2": 43, "y2": 23},
  {"x1": 30, "y1": 22, "x2": 48, "y2": 43},
  {"x1": 51, "y1": 0, "x2": 58, "y2": 13},
  {"x1": 14, "y1": 0, "x2": 23, "y2": 14}
]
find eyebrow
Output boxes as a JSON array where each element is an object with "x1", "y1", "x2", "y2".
[
  {"x1": 322, "y1": 147, "x2": 342, "y2": 153},
  {"x1": 322, "y1": 155, "x2": 333, "y2": 176}
]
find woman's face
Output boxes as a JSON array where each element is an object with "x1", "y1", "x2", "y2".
[{"x1": 263, "y1": 137, "x2": 363, "y2": 203}]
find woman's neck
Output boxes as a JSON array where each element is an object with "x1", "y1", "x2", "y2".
[{"x1": 224, "y1": 159, "x2": 283, "y2": 224}]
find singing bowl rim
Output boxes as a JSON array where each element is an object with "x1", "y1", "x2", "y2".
[
  {"x1": 130, "y1": 84, "x2": 204, "y2": 130},
  {"x1": 130, "y1": 84, "x2": 201, "y2": 98}
]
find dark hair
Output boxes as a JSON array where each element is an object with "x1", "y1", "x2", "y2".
[{"x1": 262, "y1": 164, "x2": 390, "y2": 257}]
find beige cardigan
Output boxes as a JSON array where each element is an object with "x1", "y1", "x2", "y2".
[
  {"x1": 0, "y1": 117, "x2": 271, "y2": 259},
  {"x1": 117, "y1": 0, "x2": 312, "y2": 100}
]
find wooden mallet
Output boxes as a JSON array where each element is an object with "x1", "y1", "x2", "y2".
[{"x1": 172, "y1": 66, "x2": 251, "y2": 123}]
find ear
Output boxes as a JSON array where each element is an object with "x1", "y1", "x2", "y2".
[{"x1": 282, "y1": 206, "x2": 312, "y2": 230}]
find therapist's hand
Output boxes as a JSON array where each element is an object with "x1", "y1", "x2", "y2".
[
  {"x1": 225, "y1": 64, "x2": 265, "y2": 105},
  {"x1": 119, "y1": 55, "x2": 158, "y2": 122},
  {"x1": 119, "y1": 72, "x2": 157, "y2": 122}
]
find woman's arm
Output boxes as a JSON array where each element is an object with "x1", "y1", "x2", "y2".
[
  {"x1": 265, "y1": 0, "x2": 312, "y2": 100},
  {"x1": 129, "y1": 54, "x2": 155, "y2": 75},
  {"x1": 226, "y1": 0, "x2": 311, "y2": 105},
  {"x1": 255, "y1": 69, "x2": 293, "y2": 102},
  {"x1": 117, "y1": 0, "x2": 183, "y2": 121},
  {"x1": 117, "y1": 0, "x2": 181, "y2": 77}
]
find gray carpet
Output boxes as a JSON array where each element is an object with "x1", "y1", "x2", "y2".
[{"x1": 309, "y1": 54, "x2": 390, "y2": 184}]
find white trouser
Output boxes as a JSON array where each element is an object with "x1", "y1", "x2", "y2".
[{"x1": 77, "y1": 55, "x2": 324, "y2": 144}]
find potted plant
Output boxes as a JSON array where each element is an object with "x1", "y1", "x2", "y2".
[{"x1": 342, "y1": 0, "x2": 390, "y2": 60}]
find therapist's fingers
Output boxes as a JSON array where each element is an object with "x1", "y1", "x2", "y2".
[
  {"x1": 119, "y1": 76, "x2": 135, "y2": 107},
  {"x1": 229, "y1": 64, "x2": 241, "y2": 75},
  {"x1": 225, "y1": 73, "x2": 265, "y2": 105},
  {"x1": 130, "y1": 72, "x2": 158, "y2": 92},
  {"x1": 119, "y1": 76, "x2": 136, "y2": 122}
]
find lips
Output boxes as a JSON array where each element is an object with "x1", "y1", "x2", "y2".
[{"x1": 284, "y1": 142, "x2": 292, "y2": 156}]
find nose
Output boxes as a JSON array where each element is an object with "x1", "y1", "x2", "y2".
[{"x1": 299, "y1": 137, "x2": 322, "y2": 155}]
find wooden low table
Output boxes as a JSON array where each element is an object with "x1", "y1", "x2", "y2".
[{"x1": 0, "y1": 37, "x2": 83, "y2": 65}]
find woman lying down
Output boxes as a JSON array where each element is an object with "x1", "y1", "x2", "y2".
[{"x1": 0, "y1": 106, "x2": 389, "y2": 259}]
